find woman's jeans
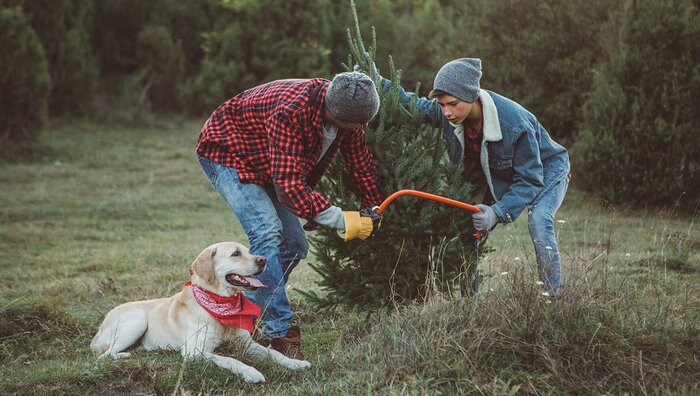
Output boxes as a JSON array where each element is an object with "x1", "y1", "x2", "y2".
[
  {"x1": 198, "y1": 156, "x2": 308, "y2": 338},
  {"x1": 528, "y1": 175, "x2": 570, "y2": 295}
]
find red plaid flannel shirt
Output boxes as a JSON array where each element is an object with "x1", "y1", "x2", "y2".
[
  {"x1": 196, "y1": 78, "x2": 383, "y2": 220},
  {"x1": 464, "y1": 122, "x2": 482, "y2": 160}
]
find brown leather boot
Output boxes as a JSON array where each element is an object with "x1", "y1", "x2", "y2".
[
  {"x1": 269, "y1": 325, "x2": 305, "y2": 360},
  {"x1": 252, "y1": 330, "x2": 271, "y2": 347}
]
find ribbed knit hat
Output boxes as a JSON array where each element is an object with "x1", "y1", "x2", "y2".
[
  {"x1": 430, "y1": 58, "x2": 482, "y2": 103},
  {"x1": 325, "y1": 71, "x2": 380, "y2": 124}
]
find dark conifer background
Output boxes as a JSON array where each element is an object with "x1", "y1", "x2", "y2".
[{"x1": 1, "y1": 0, "x2": 698, "y2": 207}]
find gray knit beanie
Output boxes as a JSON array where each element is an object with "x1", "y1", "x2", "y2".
[
  {"x1": 430, "y1": 58, "x2": 482, "y2": 103},
  {"x1": 325, "y1": 71, "x2": 380, "y2": 124}
]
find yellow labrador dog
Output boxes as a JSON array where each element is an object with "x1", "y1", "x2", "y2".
[{"x1": 90, "y1": 242, "x2": 310, "y2": 383}]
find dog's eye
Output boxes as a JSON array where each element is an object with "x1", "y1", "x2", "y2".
[{"x1": 231, "y1": 250, "x2": 240, "y2": 257}]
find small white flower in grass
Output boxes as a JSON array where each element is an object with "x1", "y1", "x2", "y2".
[
  {"x1": 541, "y1": 291, "x2": 551, "y2": 297},
  {"x1": 536, "y1": 281, "x2": 544, "y2": 285},
  {"x1": 557, "y1": 220, "x2": 566, "y2": 224},
  {"x1": 500, "y1": 271, "x2": 509, "y2": 276},
  {"x1": 489, "y1": 288, "x2": 494, "y2": 292},
  {"x1": 514, "y1": 257, "x2": 521, "y2": 261},
  {"x1": 625, "y1": 253, "x2": 631, "y2": 257}
]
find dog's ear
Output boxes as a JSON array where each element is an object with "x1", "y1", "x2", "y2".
[{"x1": 191, "y1": 247, "x2": 217, "y2": 284}]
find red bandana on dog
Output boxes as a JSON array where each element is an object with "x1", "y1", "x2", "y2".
[{"x1": 186, "y1": 282, "x2": 260, "y2": 333}]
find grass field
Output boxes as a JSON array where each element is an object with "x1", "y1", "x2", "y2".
[{"x1": 1, "y1": 119, "x2": 698, "y2": 395}]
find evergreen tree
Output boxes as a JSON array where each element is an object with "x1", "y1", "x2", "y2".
[
  {"x1": 574, "y1": 0, "x2": 700, "y2": 208},
  {"x1": 135, "y1": 24, "x2": 185, "y2": 111},
  {"x1": 389, "y1": 0, "x2": 459, "y2": 92},
  {"x1": 182, "y1": 0, "x2": 333, "y2": 115},
  {"x1": 92, "y1": 0, "x2": 152, "y2": 74},
  {"x1": 150, "y1": 0, "x2": 215, "y2": 75},
  {"x1": 0, "y1": 8, "x2": 50, "y2": 158},
  {"x1": 91, "y1": 0, "x2": 213, "y2": 92},
  {"x1": 21, "y1": 0, "x2": 98, "y2": 115},
  {"x1": 302, "y1": 5, "x2": 484, "y2": 309},
  {"x1": 464, "y1": 0, "x2": 619, "y2": 142}
]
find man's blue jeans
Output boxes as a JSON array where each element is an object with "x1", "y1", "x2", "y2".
[
  {"x1": 198, "y1": 156, "x2": 308, "y2": 338},
  {"x1": 528, "y1": 175, "x2": 570, "y2": 295}
]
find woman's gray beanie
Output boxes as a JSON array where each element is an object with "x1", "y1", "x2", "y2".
[
  {"x1": 430, "y1": 58, "x2": 482, "y2": 103},
  {"x1": 325, "y1": 71, "x2": 380, "y2": 124}
]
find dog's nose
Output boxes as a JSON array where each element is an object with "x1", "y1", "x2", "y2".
[{"x1": 256, "y1": 256, "x2": 266, "y2": 267}]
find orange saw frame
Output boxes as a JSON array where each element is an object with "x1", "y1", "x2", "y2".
[{"x1": 376, "y1": 189, "x2": 484, "y2": 240}]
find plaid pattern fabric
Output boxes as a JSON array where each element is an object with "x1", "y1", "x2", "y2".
[
  {"x1": 464, "y1": 122, "x2": 482, "y2": 160},
  {"x1": 196, "y1": 78, "x2": 382, "y2": 220},
  {"x1": 463, "y1": 121, "x2": 483, "y2": 188}
]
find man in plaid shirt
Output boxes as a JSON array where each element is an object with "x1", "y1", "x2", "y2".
[{"x1": 196, "y1": 71, "x2": 383, "y2": 361}]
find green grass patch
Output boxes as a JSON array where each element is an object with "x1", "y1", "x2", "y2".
[{"x1": 1, "y1": 120, "x2": 698, "y2": 394}]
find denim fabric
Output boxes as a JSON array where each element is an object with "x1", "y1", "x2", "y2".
[
  {"x1": 386, "y1": 76, "x2": 569, "y2": 223},
  {"x1": 480, "y1": 91, "x2": 569, "y2": 224},
  {"x1": 528, "y1": 174, "x2": 569, "y2": 295},
  {"x1": 198, "y1": 155, "x2": 308, "y2": 338},
  {"x1": 385, "y1": 78, "x2": 571, "y2": 294},
  {"x1": 382, "y1": 79, "x2": 569, "y2": 218}
]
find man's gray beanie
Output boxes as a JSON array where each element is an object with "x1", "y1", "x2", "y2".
[
  {"x1": 326, "y1": 71, "x2": 380, "y2": 124},
  {"x1": 430, "y1": 58, "x2": 482, "y2": 103}
]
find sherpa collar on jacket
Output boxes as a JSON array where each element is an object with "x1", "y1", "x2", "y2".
[
  {"x1": 450, "y1": 89, "x2": 502, "y2": 153},
  {"x1": 479, "y1": 89, "x2": 502, "y2": 143}
]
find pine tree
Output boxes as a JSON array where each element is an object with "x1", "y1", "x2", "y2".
[
  {"x1": 22, "y1": 0, "x2": 98, "y2": 115},
  {"x1": 135, "y1": 24, "x2": 185, "y2": 111},
  {"x1": 574, "y1": 0, "x2": 700, "y2": 208},
  {"x1": 0, "y1": 8, "x2": 50, "y2": 158},
  {"x1": 461, "y1": 0, "x2": 619, "y2": 143},
  {"x1": 301, "y1": 4, "x2": 485, "y2": 309},
  {"x1": 181, "y1": 0, "x2": 333, "y2": 115}
]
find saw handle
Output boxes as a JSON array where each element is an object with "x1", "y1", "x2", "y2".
[{"x1": 376, "y1": 189, "x2": 483, "y2": 240}]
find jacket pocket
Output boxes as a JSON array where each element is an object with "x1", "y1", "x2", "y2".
[{"x1": 489, "y1": 157, "x2": 514, "y2": 180}]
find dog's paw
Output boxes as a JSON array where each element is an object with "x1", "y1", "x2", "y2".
[
  {"x1": 240, "y1": 368, "x2": 265, "y2": 384},
  {"x1": 284, "y1": 358, "x2": 311, "y2": 370}
]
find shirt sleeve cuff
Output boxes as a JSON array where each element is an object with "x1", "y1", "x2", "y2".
[{"x1": 312, "y1": 205, "x2": 345, "y2": 231}]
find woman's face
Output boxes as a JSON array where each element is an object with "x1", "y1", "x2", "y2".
[{"x1": 436, "y1": 94, "x2": 474, "y2": 125}]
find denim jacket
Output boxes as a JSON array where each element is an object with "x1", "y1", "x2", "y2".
[{"x1": 390, "y1": 81, "x2": 570, "y2": 223}]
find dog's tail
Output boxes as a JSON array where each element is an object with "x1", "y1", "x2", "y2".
[{"x1": 90, "y1": 323, "x2": 109, "y2": 356}]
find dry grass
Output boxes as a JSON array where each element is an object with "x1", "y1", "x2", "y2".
[{"x1": 1, "y1": 120, "x2": 698, "y2": 395}]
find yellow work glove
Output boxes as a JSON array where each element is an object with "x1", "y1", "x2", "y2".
[{"x1": 337, "y1": 206, "x2": 382, "y2": 241}]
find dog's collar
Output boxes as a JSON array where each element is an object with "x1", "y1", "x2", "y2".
[{"x1": 186, "y1": 281, "x2": 260, "y2": 333}]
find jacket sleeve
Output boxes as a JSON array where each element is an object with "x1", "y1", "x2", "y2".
[
  {"x1": 267, "y1": 111, "x2": 331, "y2": 220},
  {"x1": 490, "y1": 128, "x2": 544, "y2": 223},
  {"x1": 339, "y1": 127, "x2": 383, "y2": 208}
]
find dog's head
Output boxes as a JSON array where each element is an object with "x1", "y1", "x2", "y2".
[{"x1": 189, "y1": 242, "x2": 266, "y2": 295}]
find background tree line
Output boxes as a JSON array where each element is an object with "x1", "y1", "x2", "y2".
[{"x1": 1, "y1": 0, "x2": 698, "y2": 208}]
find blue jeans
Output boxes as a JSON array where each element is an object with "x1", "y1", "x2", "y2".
[
  {"x1": 198, "y1": 156, "x2": 308, "y2": 338},
  {"x1": 527, "y1": 175, "x2": 570, "y2": 295}
]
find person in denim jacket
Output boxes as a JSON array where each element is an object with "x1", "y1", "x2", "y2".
[{"x1": 382, "y1": 58, "x2": 570, "y2": 296}]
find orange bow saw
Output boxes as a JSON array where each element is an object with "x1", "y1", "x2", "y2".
[{"x1": 376, "y1": 189, "x2": 484, "y2": 241}]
